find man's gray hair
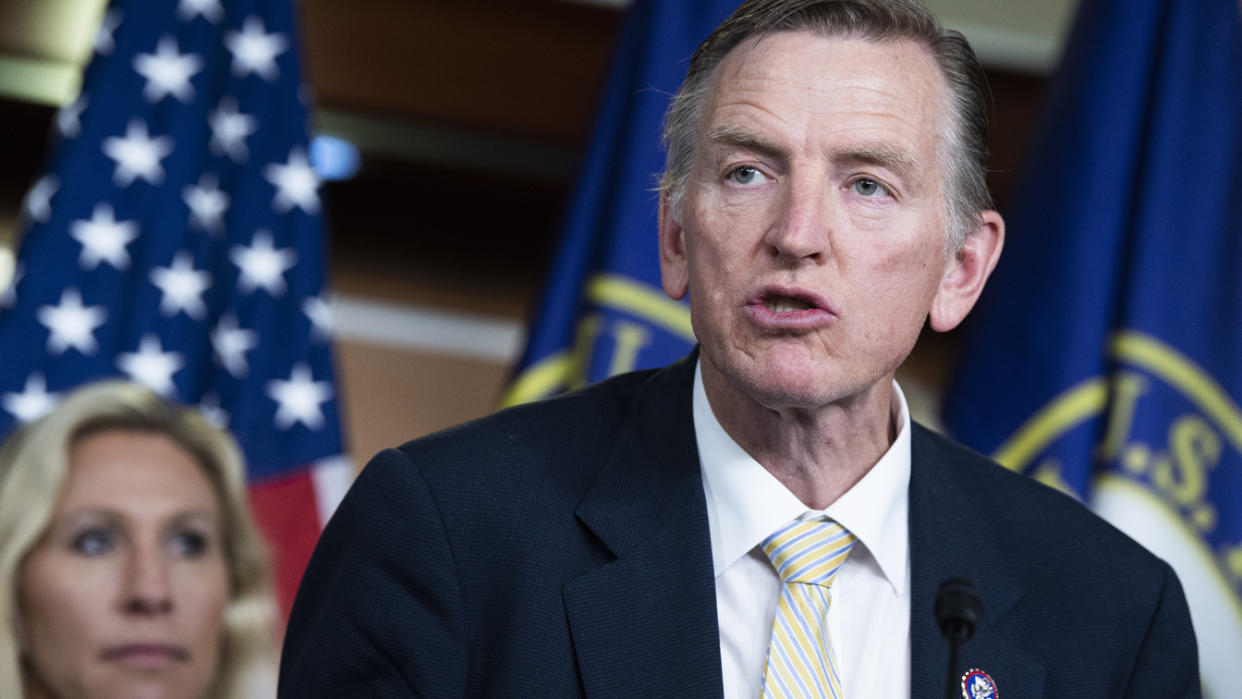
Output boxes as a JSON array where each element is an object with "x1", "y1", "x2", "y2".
[{"x1": 658, "y1": 0, "x2": 993, "y2": 252}]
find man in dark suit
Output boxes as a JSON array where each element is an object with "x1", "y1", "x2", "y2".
[{"x1": 280, "y1": 0, "x2": 1199, "y2": 696}]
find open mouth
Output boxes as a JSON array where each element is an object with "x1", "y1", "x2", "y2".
[
  {"x1": 762, "y1": 295, "x2": 815, "y2": 313},
  {"x1": 747, "y1": 287, "x2": 834, "y2": 328}
]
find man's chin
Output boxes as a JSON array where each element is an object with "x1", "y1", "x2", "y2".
[
  {"x1": 702, "y1": 345, "x2": 866, "y2": 408},
  {"x1": 725, "y1": 368, "x2": 852, "y2": 412}
]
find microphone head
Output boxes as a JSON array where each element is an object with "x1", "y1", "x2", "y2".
[{"x1": 934, "y1": 577, "x2": 983, "y2": 642}]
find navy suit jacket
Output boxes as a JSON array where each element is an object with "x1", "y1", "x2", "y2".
[{"x1": 279, "y1": 355, "x2": 1199, "y2": 697}]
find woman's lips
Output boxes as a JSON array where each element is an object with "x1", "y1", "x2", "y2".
[{"x1": 101, "y1": 644, "x2": 189, "y2": 668}]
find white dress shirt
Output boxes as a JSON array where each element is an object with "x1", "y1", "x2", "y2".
[{"x1": 694, "y1": 362, "x2": 912, "y2": 698}]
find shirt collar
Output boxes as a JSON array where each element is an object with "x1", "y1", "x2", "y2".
[{"x1": 695, "y1": 360, "x2": 911, "y2": 595}]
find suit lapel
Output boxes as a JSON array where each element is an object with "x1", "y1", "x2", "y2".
[
  {"x1": 564, "y1": 355, "x2": 724, "y2": 698},
  {"x1": 908, "y1": 425, "x2": 1045, "y2": 699}
]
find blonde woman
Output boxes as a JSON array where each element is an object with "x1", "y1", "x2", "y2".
[{"x1": 0, "y1": 380, "x2": 277, "y2": 698}]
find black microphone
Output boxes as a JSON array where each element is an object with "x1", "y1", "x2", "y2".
[{"x1": 935, "y1": 577, "x2": 983, "y2": 699}]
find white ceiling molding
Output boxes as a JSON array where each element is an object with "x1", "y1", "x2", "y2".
[{"x1": 332, "y1": 294, "x2": 524, "y2": 362}]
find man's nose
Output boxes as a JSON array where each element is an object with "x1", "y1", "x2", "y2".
[
  {"x1": 764, "y1": 176, "x2": 831, "y2": 264},
  {"x1": 122, "y1": 545, "x2": 174, "y2": 615}
]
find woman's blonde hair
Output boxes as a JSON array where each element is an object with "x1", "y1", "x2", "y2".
[{"x1": 0, "y1": 380, "x2": 277, "y2": 698}]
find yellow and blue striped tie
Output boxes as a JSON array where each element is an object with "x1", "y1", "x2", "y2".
[{"x1": 760, "y1": 519, "x2": 857, "y2": 698}]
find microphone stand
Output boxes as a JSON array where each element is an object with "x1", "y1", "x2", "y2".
[{"x1": 934, "y1": 578, "x2": 983, "y2": 699}]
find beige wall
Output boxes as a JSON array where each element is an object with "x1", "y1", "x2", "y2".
[{"x1": 336, "y1": 340, "x2": 511, "y2": 471}]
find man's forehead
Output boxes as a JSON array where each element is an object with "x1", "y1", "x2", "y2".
[
  {"x1": 708, "y1": 30, "x2": 943, "y2": 98},
  {"x1": 697, "y1": 31, "x2": 948, "y2": 146}
]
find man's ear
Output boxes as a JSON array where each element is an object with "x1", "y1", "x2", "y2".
[
  {"x1": 929, "y1": 210, "x2": 1004, "y2": 332},
  {"x1": 658, "y1": 194, "x2": 690, "y2": 300}
]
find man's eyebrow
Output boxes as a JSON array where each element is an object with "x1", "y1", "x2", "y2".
[
  {"x1": 833, "y1": 144, "x2": 919, "y2": 173},
  {"x1": 704, "y1": 126, "x2": 785, "y2": 158}
]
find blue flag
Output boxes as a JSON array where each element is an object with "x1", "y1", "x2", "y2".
[
  {"x1": 502, "y1": 0, "x2": 739, "y2": 406},
  {"x1": 0, "y1": 0, "x2": 349, "y2": 615},
  {"x1": 944, "y1": 0, "x2": 1242, "y2": 690}
]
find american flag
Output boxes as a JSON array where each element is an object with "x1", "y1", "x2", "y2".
[{"x1": 0, "y1": 0, "x2": 351, "y2": 616}]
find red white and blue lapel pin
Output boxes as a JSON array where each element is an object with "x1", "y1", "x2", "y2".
[{"x1": 961, "y1": 668, "x2": 997, "y2": 699}]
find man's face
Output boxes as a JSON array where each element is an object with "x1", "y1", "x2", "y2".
[{"x1": 661, "y1": 31, "x2": 976, "y2": 413}]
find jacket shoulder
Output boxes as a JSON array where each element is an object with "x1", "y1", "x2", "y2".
[
  {"x1": 394, "y1": 367, "x2": 659, "y2": 481},
  {"x1": 912, "y1": 423, "x2": 1174, "y2": 585}
]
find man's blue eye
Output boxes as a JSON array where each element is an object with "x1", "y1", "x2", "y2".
[
  {"x1": 72, "y1": 528, "x2": 114, "y2": 556},
  {"x1": 729, "y1": 166, "x2": 763, "y2": 185},
  {"x1": 853, "y1": 178, "x2": 883, "y2": 196}
]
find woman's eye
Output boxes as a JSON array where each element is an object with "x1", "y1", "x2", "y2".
[
  {"x1": 852, "y1": 178, "x2": 886, "y2": 197},
  {"x1": 728, "y1": 166, "x2": 767, "y2": 186},
  {"x1": 72, "y1": 528, "x2": 115, "y2": 557},
  {"x1": 169, "y1": 530, "x2": 210, "y2": 558}
]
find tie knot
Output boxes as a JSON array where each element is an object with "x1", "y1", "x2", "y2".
[{"x1": 761, "y1": 519, "x2": 856, "y2": 587}]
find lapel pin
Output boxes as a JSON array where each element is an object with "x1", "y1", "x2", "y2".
[{"x1": 961, "y1": 668, "x2": 997, "y2": 699}]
